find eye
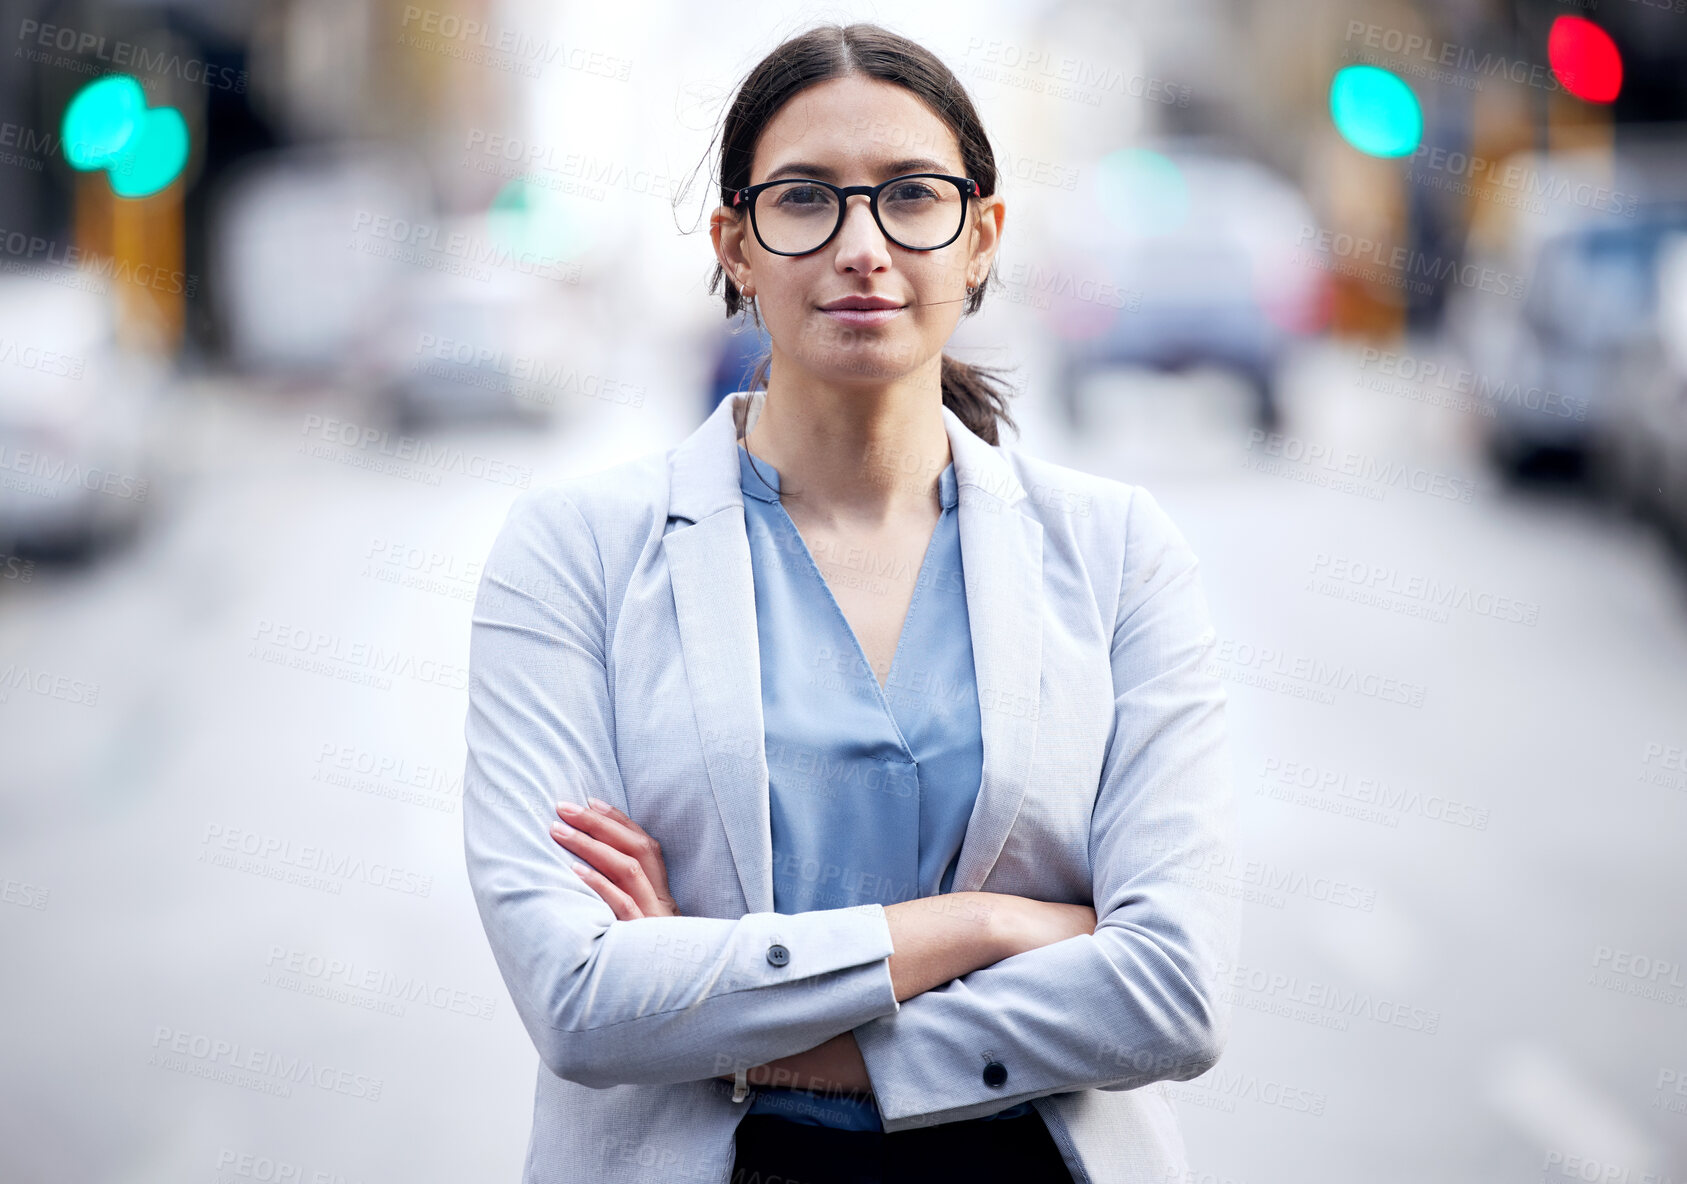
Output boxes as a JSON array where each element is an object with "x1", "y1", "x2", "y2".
[
  {"x1": 884, "y1": 179, "x2": 941, "y2": 205},
  {"x1": 773, "y1": 183, "x2": 832, "y2": 207}
]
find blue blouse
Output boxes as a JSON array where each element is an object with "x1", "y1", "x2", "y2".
[{"x1": 735, "y1": 441, "x2": 1032, "y2": 1131}]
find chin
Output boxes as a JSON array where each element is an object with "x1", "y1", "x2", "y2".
[
  {"x1": 806, "y1": 349, "x2": 914, "y2": 383},
  {"x1": 776, "y1": 311, "x2": 923, "y2": 375}
]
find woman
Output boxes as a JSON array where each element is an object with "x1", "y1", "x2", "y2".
[{"x1": 463, "y1": 22, "x2": 1238, "y2": 1184}]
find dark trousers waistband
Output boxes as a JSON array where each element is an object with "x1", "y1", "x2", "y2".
[{"x1": 730, "y1": 1109, "x2": 1076, "y2": 1184}]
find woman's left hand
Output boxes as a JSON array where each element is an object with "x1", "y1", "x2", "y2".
[{"x1": 550, "y1": 798, "x2": 682, "y2": 919}]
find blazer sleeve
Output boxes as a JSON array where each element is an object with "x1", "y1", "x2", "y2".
[
  {"x1": 851, "y1": 486, "x2": 1240, "y2": 1131},
  {"x1": 463, "y1": 486, "x2": 901, "y2": 1090}
]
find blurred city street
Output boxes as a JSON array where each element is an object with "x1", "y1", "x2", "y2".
[
  {"x1": 3, "y1": 345, "x2": 1684, "y2": 1181},
  {"x1": 3, "y1": 0, "x2": 1686, "y2": 1181}
]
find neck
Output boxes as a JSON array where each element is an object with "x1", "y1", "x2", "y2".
[{"x1": 741, "y1": 362, "x2": 950, "y2": 526}]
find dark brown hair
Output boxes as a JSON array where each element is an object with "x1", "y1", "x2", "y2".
[{"x1": 700, "y1": 22, "x2": 1018, "y2": 447}]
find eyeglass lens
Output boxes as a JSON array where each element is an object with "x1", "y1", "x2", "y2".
[{"x1": 753, "y1": 176, "x2": 965, "y2": 254}]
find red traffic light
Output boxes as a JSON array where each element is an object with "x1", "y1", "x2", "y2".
[{"x1": 1548, "y1": 16, "x2": 1622, "y2": 104}]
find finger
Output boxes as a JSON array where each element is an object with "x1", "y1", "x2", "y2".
[
  {"x1": 571, "y1": 860, "x2": 643, "y2": 920},
  {"x1": 563, "y1": 800, "x2": 653, "y2": 852},
  {"x1": 585, "y1": 797, "x2": 637, "y2": 826},
  {"x1": 583, "y1": 801, "x2": 675, "y2": 898},
  {"x1": 558, "y1": 800, "x2": 634, "y2": 841},
  {"x1": 550, "y1": 821, "x2": 661, "y2": 915},
  {"x1": 550, "y1": 821, "x2": 641, "y2": 882},
  {"x1": 557, "y1": 804, "x2": 671, "y2": 903}
]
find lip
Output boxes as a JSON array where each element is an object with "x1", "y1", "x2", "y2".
[
  {"x1": 819, "y1": 295, "x2": 904, "y2": 310},
  {"x1": 818, "y1": 296, "x2": 907, "y2": 327}
]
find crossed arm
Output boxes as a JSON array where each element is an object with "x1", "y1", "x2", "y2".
[{"x1": 548, "y1": 797, "x2": 1097, "y2": 1095}]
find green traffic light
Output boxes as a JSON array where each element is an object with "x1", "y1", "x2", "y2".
[
  {"x1": 60, "y1": 74, "x2": 188, "y2": 197},
  {"x1": 109, "y1": 106, "x2": 189, "y2": 198},
  {"x1": 1329, "y1": 65, "x2": 1422, "y2": 158},
  {"x1": 61, "y1": 74, "x2": 146, "y2": 169}
]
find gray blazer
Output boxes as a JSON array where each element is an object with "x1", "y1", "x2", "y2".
[{"x1": 462, "y1": 389, "x2": 1239, "y2": 1183}]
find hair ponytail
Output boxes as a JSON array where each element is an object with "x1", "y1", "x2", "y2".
[{"x1": 940, "y1": 353, "x2": 1016, "y2": 446}]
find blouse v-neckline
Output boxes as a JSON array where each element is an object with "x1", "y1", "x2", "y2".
[{"x1": 738, "y1": 443, "x2": 958, "y2": 709}]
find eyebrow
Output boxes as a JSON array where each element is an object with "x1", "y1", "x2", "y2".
[{"x1": 762, "y1": 157, "x2": 956, "y2": 182}]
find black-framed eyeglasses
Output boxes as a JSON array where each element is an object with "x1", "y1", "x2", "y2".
[{"x1": 730, "y1": 173, "x2": 980, "y2": 256}]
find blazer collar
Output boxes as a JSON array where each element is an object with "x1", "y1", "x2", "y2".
[{"x1": 663, "y1": 390, "x2": 1043, "y2": 911}]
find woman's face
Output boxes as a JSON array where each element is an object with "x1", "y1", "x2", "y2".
[{"x1": 713, "y1": 73, "x2": 1003, "y2": 386}]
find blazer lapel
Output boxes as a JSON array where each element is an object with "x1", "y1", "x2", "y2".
[
  {"x1": 663, "y1": 393, "x2": 1045, "y2": 913},
  {"x1": 665, "y1": 394, "x2": 774, "y2": 913},
  {"x1": 939, "y1": 405, "x2": 1045, "y2": 894}
]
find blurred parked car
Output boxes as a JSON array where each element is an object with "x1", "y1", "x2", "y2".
[
  {"x1": 214, "y1": 144, "x2": 596, "y2": 429},
  {"x1": 363, "y1": 266, "x2": 575, "y2": 430},
  {"x1": 1599, "y1": 232, "x2": 1687, "y2": 552},
  {"x1": 211, "y1": 143, "x2": 426, "y2": 375},
  {"x1": 1034, "y1": 137, "x2": 1330, "y2": 431},
  {"x1": 1445, "y1": 138, "x2": 1687, "y2": 481},
  {"x1": 0, "y1": 276, "x2": 167, "y2": 557}
]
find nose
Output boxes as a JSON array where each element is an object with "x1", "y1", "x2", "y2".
[{"x1": 832, "y1": 193, "x2": 892, "y2": 274}]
